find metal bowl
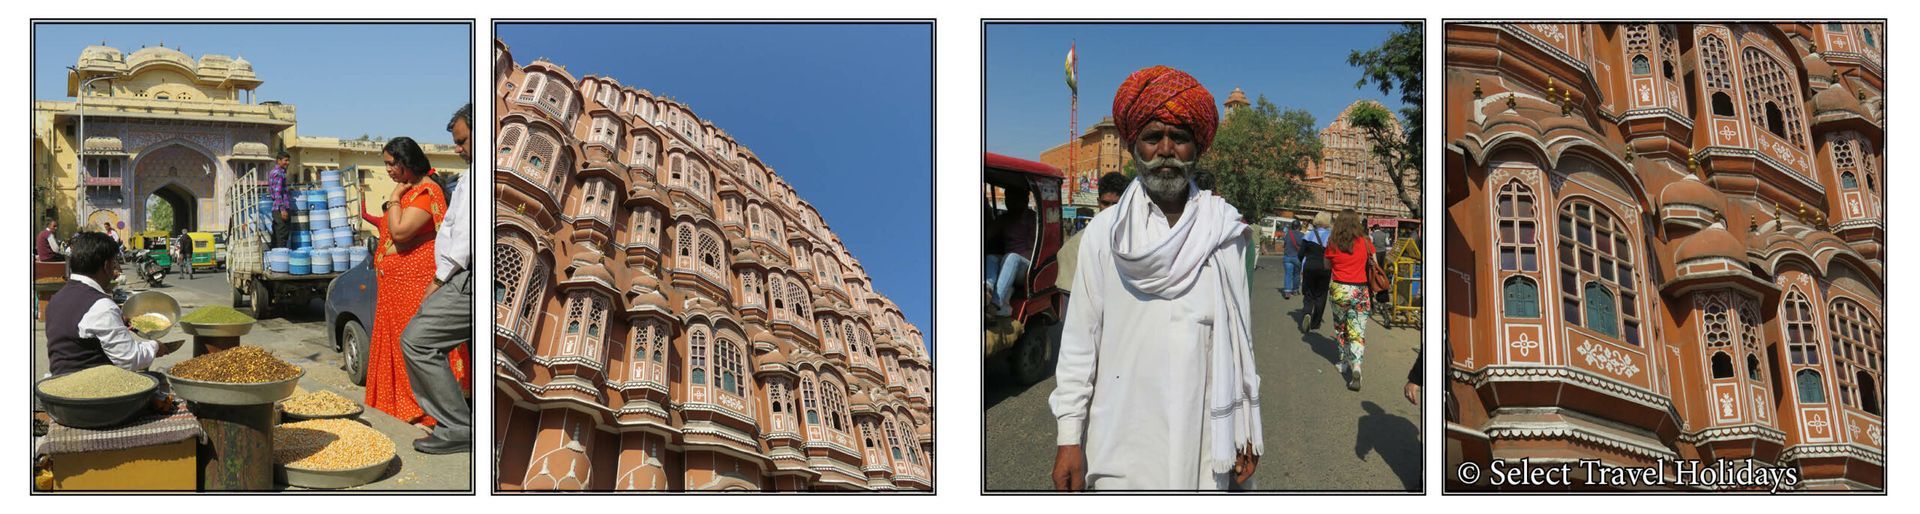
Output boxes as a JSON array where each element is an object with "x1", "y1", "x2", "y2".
[
  {"x1": 124, "y1": 291, "x2": 181, "y2": 339},
  {"x1": 35, "y1": 372, "x2": 160, "y2": 429},
  {"x1": 179, "y1": 320, "x2": 255, "y2": 338},
  {"x1": 166, "y1": 368, "x2": 304, "y2": 406},
  {"x1": 280, "y1": 402, "x2": 364, "y2": 422},
  {"x1": 278, "y1": 454, "x2": 393, "y2": 490}
]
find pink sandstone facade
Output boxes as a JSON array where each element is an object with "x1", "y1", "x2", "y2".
[{"x1": 491, "y1": 40, "x2": 934, "y2": 492}]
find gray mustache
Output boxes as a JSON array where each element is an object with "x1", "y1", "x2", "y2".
[{"x1": 1138, "y1": 156, "x2": 1195, "y2": 173}]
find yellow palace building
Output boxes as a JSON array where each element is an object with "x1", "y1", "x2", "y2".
[{"x1": 32, "y1": 44, "x2": 466, "y2": 241}]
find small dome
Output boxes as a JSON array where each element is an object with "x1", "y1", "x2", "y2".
[
  {"x1": 1675, "y1": 221, "x2": 1747, "y2": 263},
  {"x1": 1659, "y1": 173, "x2": 1725, "y2": 214},
  {"x1": 232, "y1": 141, "x2": 270, "y2": 158},
  {"x1": 84, "y1": 136, "x2": 124, "y2": 153},
  {"x1": 128, "y1": 46, "x2": 191, "y2": 68},
  {"x1": 77, "y1": 45, "x2": 124, "y2": 67},
  {"x1": 1224, "y1": 87, "x2": 1250, "y2": 108},
  {"x1": 750, "y1": 326, "x2": 780, "y2": 347},
  {"x1": 1811, "y1": 81, "x2": 1870, "y2": 119},
  {"x1": 1802, "y1": 52, "x2": 1834, "y2": 84},
  {"x1": 563, "y1": 242, "x2": 614, "y2": 286},
  {"x1": 759, "y1": 345, "x2": 789, "y2": 367}
]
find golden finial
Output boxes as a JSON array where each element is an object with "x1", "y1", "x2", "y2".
[
  {"x1": 1562, "y1": 89, "x2": 1574, "y2": 116},
  {"x1": 1473, "y1": 79, "x2": 1484, "y2": 99},
  {"x1": 1506, "y1": 92, "x2": 1518, "y2": 110},
  {"x1": 1624, "y1": 146, "x2": 1635, "y2": 162},
  {"x1": 516, "y1": 203, "x2": 527, "y2": 214},
  {"x1": 1687, "y1": 149, "x2": 1698, "y2": 171},
  {"x1": 1546, "y1": 78, "x2": 1556, "y2": 101}
]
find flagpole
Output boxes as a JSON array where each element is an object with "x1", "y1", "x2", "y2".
[{"x1": 1066, "y1": 41, "x2": 1078, "y2": 206}]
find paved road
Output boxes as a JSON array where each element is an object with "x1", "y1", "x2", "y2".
[
  {"x1": 34, "y1": 269, "x2": 472, "y2": 491},
  {"x1": 984, "y1": 255, "x2": 1423, "y2": 492}
]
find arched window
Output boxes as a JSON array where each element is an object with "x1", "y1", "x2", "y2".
[
  {"x1": 1828, "y1": 297, "x2": 1882, "y2": 414},
  {"x1": 633, "y1": 207, "x2": 659, "y2": 247},
  {"x1": 1796, "y1": 369, "x2": 1826, "y2": 403},
  {"x1": 689, "y1": 326, "x2": 709, "y2": 385},
  {"x1": 698, "y1": 228, "x2": 723, "y2": 278},
  {"x1": 632, "y1": 134, "x2": 657, "y2": 169},
  {"x1": 1631, "y1": 55, "x2": 1650, "y2": 74},
  {"x1": 1784, "y1": 290, "x2": 1820, "y2": 365},
  {"x1": 560, "y1": 293, "x2": 586, "y2": 356},
  {"x1": 675, "y1": 223, "x2": 694, "y2": 270},
  {"x1": 631, "y1": 319, "x2": 664, "y2": 382},
  {"x1": 846, "y1": 320, "x2": 862, "y2": 355},
  {"x1": 884, "y1": 420, "x2": 904, "y2": 461},
  {"x1": 1663, "y1": 60, "x2": 1675, "y2": 80},
  {"x1": 1496, "y1": 181, "x2": 1539, "y2": 272},
  {"x1": 494, "y1": 236, "x2": 544, "y2": 340},
  {"x1": 1841, "y1": 171, "x2": 1858, "y2": 189},
  {"x1": 1857, "y1": 372, "x2": 1880, "y2": 415},
  {"x1": 1710, "y1": 351, "x2": 1734, "y2": 379},
  {"x1": 517, "y1": 73, "x2": 545, "y2": 103},
  {"x1": 768, "y1": 379, "x2": 789, "y2": 414},
  {"x1": 861, "y1": 420, "x2": 878, "y2": 449},
  {"x1": 789, "y1": 280, "x2": 809, "y2": 324},
  {"x1": 800, "y1": 375, "x2": 819, "y2": 425},
  {"x1": 819, "y1": 375, "x2": 848, "y2": 431},
  {"x1": 1557, "y1": 200, "x2": 1638, "y2": 344},
  {"x1": 1746, "y1": 354, "x2": 1762, "y2": 381},
  {"x1": 1741, "y1": 47, "x2": 1806, "y2": 149},
  {"x1": 1764, "y1": 102, "x2": 1786, "y2": 138},
  {"x1": 669, "y1": 154, "x2": 685, "y2": 187},
  {"x1": 717, "y1": 339, "x2": 744, "y2": 396},
  {"x1": 497, "y1": 124, "x2": 525, "y2": 169},
  {"x1": 522, "y1": 131, "x2": 559, "y2": 188},
  {"x1": 1711, "y1": 92, "x2": 1735, "y2": 117},
  {"x1": 1503, "y1": 276, "x2": 1539, "y2": 318},
  {"x1": 1863, "y1": 29, "x2": 1876, "y2": 48}
]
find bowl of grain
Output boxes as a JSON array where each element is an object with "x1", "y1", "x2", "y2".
[
  {"x1": 35, "y1": 365, "x2": 159, "y2": 429},
  {"x1": 279, "y1": 389, "x2": 364, "y2": 421},
  {"x1": 165, "y1": 346, "x2": 305, "y2": 406},
  {"x1": 124, "y1": 291, "x2": 181, "y2": 339},
  {"x1": 177, "y1": 306, "x2": 257, "y2": 338},
  {"x1": 274, "y1": 418, "x2": 396, "y2": 489}
]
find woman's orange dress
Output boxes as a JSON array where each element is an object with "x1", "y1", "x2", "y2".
[{"x1": 364, "y1": 179, "x2": 471, "y2": 426}]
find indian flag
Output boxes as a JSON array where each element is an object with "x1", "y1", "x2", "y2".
[{"x1": 1065, "y1": 42, "x2": 1078, "y2": 94}]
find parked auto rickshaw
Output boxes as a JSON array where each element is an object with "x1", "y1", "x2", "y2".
[
  {"x1": 127, "y1": 230, "x2": 173, "y2": 268},
  {"x1": 984, "y1": 152, "x2": 1068, "y2": 385}
]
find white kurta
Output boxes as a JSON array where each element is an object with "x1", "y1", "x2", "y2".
[{"x1": 1050, "y1": 188, "x2": 1252, "y2": 491}]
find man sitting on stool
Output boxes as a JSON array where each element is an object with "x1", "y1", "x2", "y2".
[{"x1": 46, "y1": 232, "x2": 177, "y2": 375}]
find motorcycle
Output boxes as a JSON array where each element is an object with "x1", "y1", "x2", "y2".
[{"x1": 124, "y1": 248, "x2": 169, "y2": 288}]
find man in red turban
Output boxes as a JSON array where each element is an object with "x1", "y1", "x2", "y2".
[{"x1": 1052, "y1": 65, "x2": 1260, "y2": 491}]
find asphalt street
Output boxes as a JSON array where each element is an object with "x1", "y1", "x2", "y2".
[
  {"x1": 984, "y1": 254, "x2": 1424, "y2": 492},
  {"x1": 33, "y1": 269, "x2": 473, "y2": 491}
]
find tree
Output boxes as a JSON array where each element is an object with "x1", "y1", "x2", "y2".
[
  {"x1": 147, "y1": 196, "x2": 175, "y2": 234},
  {"x1": 1202, "y1": 95, "x2": 1322, "y2": 220},
  {"x1": 1348, "y1": 22, "x2": 1424, "y2": 218}
]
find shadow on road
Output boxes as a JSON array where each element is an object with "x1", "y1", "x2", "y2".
[
  {"x1": 983, "y1": 356, "x2": 1043, "y2": 410},
  {"x1": 1299, "y1": 327, "x2": 1342, "y2": 366},
  {"x1": 1353, "y1": 400, "x2": 1422, "y2": 492}
]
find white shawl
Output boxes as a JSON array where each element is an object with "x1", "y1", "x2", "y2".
[{"x1": 1107, "y1": 180, "x2": 1263, "y2": 474}]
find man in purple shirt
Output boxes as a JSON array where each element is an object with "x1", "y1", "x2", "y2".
[{"x1": 269, "y1": 151, "x2": 292, "y2": 248}]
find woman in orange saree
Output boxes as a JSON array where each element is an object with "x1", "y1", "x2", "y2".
[{"x1": 362, "y1": 137, "x2": 468, "y2": 427}]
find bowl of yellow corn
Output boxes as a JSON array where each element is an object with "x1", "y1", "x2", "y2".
[{"x1": 274, "y1": 418, "x2": 396, "y2": 489}]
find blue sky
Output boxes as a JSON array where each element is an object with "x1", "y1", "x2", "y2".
[
  {"x1": 987, "y1": 22, "x2": 1413, "y2": 159},
  {"x1": 35, "y1": 23, "x2": 472, "y2": 145},
  {"x1": 499, "y1": 23, "x2": 935, "y2": 353}
]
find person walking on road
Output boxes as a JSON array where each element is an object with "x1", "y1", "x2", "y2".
[
  {"x1": 400, "y1": 103, "x2": 475, "y2": 455},
  {"x1": 1281, "y1": 221, "x2": 1303, "y2": 299},
  {"x1": 1325, "y1": 209, "x2": 1378, "y2": 391},
  {"x1": 1298, "y1": 212, "x2": 1333, "y2": 331}
]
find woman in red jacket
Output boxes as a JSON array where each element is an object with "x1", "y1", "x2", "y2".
[{"x1": 1324, "y1": 209, "x2": 1376, "y2": 391}]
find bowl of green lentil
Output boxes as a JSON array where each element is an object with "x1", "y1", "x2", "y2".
[
  {"x1": 35, "y1": 365, "x2": 160, "y2": 429},
  {"x1": 177, "y1": 305, "x2": 258, "y2": 338},
  {"x1": 165, "y1": 346, "x2": 305, "y2": 406}
]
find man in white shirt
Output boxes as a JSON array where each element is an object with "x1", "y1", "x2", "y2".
[
  {"x1": 46, "y1": 232, "x2": 177, "y2": 375},
  {"x1": 1050, "y1": 66, "x2": 1262, "y2": 491},
  {"x1": 401, "y1": 103, "x2": 473, "y2": 455}
]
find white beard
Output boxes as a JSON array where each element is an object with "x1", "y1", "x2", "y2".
[{"x1": 1135, "y1": 152, "x2": 1196, "y2": 205}]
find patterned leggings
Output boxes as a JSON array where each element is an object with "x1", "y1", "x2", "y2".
[{"x1": 1329, "y1": 282, "x2": 1371, "y2": 372}]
